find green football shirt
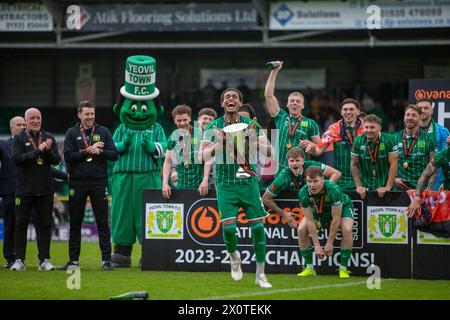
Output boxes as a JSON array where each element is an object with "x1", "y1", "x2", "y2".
[
  {"x1": 266, "y1": 160, "x2": 326, "y2": 196},
  {"x1": 332, "y1": 126, "x2": 361, "y2": 190},
  {"x1": 434, "y1": 146, "x2": 450, "y2": 190},
  {"x1": 203, "y1": 115, "x2": 263, "y2": 185},
  {"x1": 167, "y1": 127, "x2": 204, "y2": 189},
  {"x1": 273, "y1": 108, "x2": 319, "y2": 172},
  {"x1": 351, "y1": 132, "x2": 398, "y2": 190},
  {"x1": 393, "y1": 129, "x2": 436, "y2": 187},
  {"x1": 298, "y1": 180, "x2": 352, "y2": 224},
  {"x1": 113, "y1": 123, "x2": 167, "y2": 174}
]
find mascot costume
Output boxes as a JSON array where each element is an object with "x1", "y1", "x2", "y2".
[{"x1": 111, "y1": 55, "x2": 167, "y2": 267}]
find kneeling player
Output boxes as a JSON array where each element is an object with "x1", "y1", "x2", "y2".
[{"x1": 297, "y1": 166, "x2": 354, "y2": 278}]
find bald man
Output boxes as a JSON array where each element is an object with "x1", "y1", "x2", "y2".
[
  {"x1": 0, "y1": 117, "x2": 26, "y2": 268},
  {"x1": 11, "y1": 108, "x2": 60, "y2": 271}
]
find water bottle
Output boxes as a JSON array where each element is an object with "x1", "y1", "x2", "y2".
[
  {"x1": 265, "y1": 61, "x2": 280, "y2": 70},
  {"x1": 110, "y1": 291, "x2": 148, "y2": 300}
]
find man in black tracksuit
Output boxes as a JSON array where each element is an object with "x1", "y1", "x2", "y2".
[
  {"x1": 62, "y1": 101, "x2": 118, "y2": 270},
  {"x1": 11, "y1": 108, "x2": 61, "y2": 271}
]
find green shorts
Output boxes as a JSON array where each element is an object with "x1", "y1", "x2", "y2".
[
  {"x1": 314, "y1": 202, "x2": 354, "y2": 228},
  {"x1": 216, "y1": 182, "x2": 268, "y2": 222}
]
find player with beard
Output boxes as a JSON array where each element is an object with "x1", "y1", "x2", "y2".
[
  {"x1": 417, "y1": 97, "x2": 450, "y2": 190},
  {"x1": 394, "y1": 105, "x2": 436, "y2": 191},
  {"x1": 201, "y1": 88, "x2": 274, "y2": 288},
  {"x1": 303, "y1": 98, "x2": 365, "y2": 190},
  {"x1": 351, "y1": 114, "x2": 398, "y2": 199}
]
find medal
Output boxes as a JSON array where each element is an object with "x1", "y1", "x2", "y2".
[
  {"x1": 179, "y1": 126, "x2": 193, "y2": 170},
  {"x1": 402, "y1": 130, "x2": 419, "y2": 170},
  {"x1": 288, "y1": 115, "x2": 301, "y2": 149},
  {"x1": 317, "y1": 221, "x2": 322, "y2": 229},
  {"x1": 311, "y1": 185, "x2": 326, "y2": 216},
  {"x1": 184, "y1": 162, "x2": 189, "y2": 169},
  {"x1": 26, "y1": 130, "x2": 43, "y2": 165},
  {"x1": 80, "y1": 124, "x2": 95, "y2": 160},
  {"x1": 367, "y1": 135, "x2": 380, "y2": 178}
]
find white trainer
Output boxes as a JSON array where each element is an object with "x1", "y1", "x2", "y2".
[
  {"x1": 10, "y1": 259, "x2": 25, "y2": 271},
  {"x1": 230, "y1": 257, "x2": 243, "y2": 281},
  {"x1": 255, "y1": 274, "x2": 272, "y2": 288},
  {"x1": 39, "y1": 259, "x2": 56, "y2": 271}
]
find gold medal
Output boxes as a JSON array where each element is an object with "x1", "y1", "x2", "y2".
[
  {"x1": 317, "y1": 221, "x2": 322, "y2": 229},
  {"x1": 286, "y1": 142, "x2": 292, "y2": 149},
  {"x1": 373, "y1": 169, "x2": 376, "y2": 177},
  {"x1": 184, "y1": 162, "x2": 189, "y2": 169},
  {"x1": 37, "y1": 157, "x2": 43, "y2": 165},
  {"x1": 403, "y1": 161, "x2": 409, "y2": 169},
  {"x1": 86, "y1": 156, "x2": 93, "y2": 162}
]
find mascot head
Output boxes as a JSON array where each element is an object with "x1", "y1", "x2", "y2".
[{"x1": 114, "y1": 55, "x2": 164, "y2": 130}]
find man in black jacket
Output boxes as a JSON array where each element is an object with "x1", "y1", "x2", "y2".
[
  {"x1": 11, "y1": 108, "x2": 60, "y2": 271},
  {"x1": 0, "y1": 116, "x2": 26, "y2": 268},
  {"x1": 61, "y1": 101, "x2": 118, "y2": 270}
]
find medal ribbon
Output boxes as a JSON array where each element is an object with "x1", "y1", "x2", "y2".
[
  {"x1": 402, "y1": 129, "x2": 419, "y2": 161},
  {"x1": 26, "y1": 130, "x2": 42, "y2": 150},
  {"x1": 288, "y1": 115, "x2": 302, "y2": 141},
  {"x1": 366, "y1": 135, "x2": 380, "y2": 167},
  {"x1": 311, "y1": 185, "x2": 326, "y2": 215},
  {"x1": 80, "y1": 124, "x2": 95, "y2": 149},
  {"x1": 291, "y1": 171, "x2": 303, "y2": 191},
  {"x1": 340, "y1": 118, "x2": 361, "y2": 145}
]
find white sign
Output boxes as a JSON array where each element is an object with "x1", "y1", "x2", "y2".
[
  {"x1": 200, "y1": 68, "x2": 326, "y2": 90},
  {"x1": 417, "y1": 231, "x2": 450, "y2": 245},
  {"x1": 0, "y1": 3, "x2": 53, "y2": 31},
  {"x1": 145, "y1": 203, "x2": 184, "y2": 240},
  {"x1": 367, "y1": 206, "x2": 408, "y2": 244},
  {"x1": 270, "y1": 1, "x2": 450, "y2": 30}
]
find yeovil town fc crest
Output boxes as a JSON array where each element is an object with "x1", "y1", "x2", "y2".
[{"x1": 145, "y1": 204, "x2": 184, "y2": 239}]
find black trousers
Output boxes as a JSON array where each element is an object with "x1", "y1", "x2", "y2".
[
  {"x1": 14, "y1": 194, "x2": 53, "y2": 261},
  {"x1": 1, "y1": 194, "x2": 15, "y2": 262},
  {"x1": 69, "y1": 184, "x2": 111, "y2": 262}
]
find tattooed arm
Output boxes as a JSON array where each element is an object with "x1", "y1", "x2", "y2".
[
  {"x1": 351, "y1": 154, "x2": 368, "y2": 199},
  {"x1": 407, "y1": 160, "x2": 437, "y2": 217}
]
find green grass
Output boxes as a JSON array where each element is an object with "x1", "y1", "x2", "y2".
[{"x1": 0, "y1": 241, "x2": 449, "y2": 300}]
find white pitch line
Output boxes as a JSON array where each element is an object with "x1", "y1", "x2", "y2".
[{"x1": 196, "y1": 279, "x2": 395, "y2": 300}]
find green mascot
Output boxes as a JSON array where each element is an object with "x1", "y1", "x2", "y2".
[{"x1": 111, "y1": 55, "x2": 167, "y2": 267}]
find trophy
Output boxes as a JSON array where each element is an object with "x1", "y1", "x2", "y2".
[{"x1": 223, "y1": 118, "x2": 258, "y2": 178}]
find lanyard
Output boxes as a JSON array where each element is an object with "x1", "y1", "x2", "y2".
[
  {"x1": 402, "y1": 129, "x2": 420, "y2": 161},
  {"x1": 288, "y1": 114, "x2": 302, "y2": 140},
  {"x1": 26, "y1": 130, "x2": 42, "y2": 150},
  {"x1": 80, "y1": 124, "x2": 95, "y2": 149},
  {"x1": 311, "y1": 185, "x2": 326, "y2": 215}
]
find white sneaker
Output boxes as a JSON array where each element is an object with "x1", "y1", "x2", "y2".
[
  {"x1": 10, "y1": 259, "x2": 25, "y2": 271},
  {"x1": 255, "y1": 274, "x2": 272, "y2": 288},
  {"x1": 39, "y1": 259, "x2": 56, "y2": 271},
  {"x1": 230, "y1": 257, "x2": 243, "y2": 281}
]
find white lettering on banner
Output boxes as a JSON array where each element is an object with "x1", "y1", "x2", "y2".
[
  {"x1": 174, "y1": 248, "x2": 375, "y2": 268},
  {"x1": 437, "y1": 101, "x2": 450, "y2": 127},
  {"x1": 0, "y1": 3, "x2": 53, "y2": 31},
  {"x1": 270, "y1": 1, "x2": 450, "y2": 30},
  {"x1": 126, "y1": 71, "x2": 155, "y2": 86}
]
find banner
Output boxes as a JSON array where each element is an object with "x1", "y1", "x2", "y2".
[
  {"x1": 270, "y1": 1, "x2": 450, "y2": 30},
  {"x1": 65, "y1": 3, "x2": 257, "y2": 32},
  {"x1": 142, "y1": 190, "x2": 418, "y2": 279},
  {"x1": 200, "y1": 68, "x2": 326, "y2": 90},
  {"x1": 408, "y1": 79, "x2": 450, "y2": 129},
  {"x1": 0, "y1": 3, "x2": 53, "y2": 31}
]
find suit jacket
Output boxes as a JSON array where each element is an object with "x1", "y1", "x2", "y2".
[{"x1": 0, "y1": 137, "x2": 15, "y2": 195}]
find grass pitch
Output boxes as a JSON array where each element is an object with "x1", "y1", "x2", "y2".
[{"x1": 0, "y1": 241, "x2": 449, "y2": 300}]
